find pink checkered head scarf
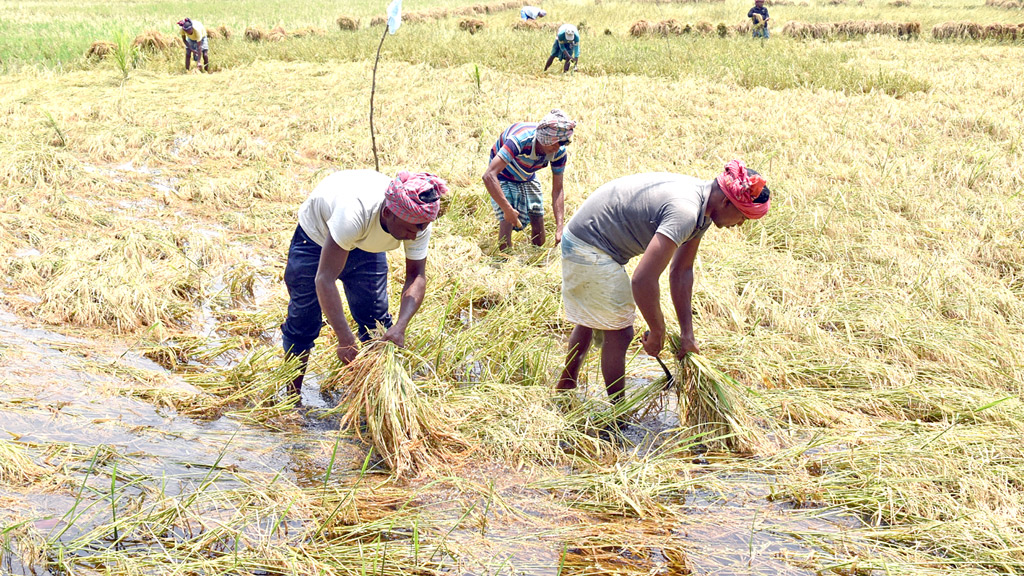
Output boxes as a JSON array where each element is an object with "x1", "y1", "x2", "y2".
[
  {"x1": 384, "y1": 171, "x2": 449, "y2": 224},
  {"x1": 716, "y1": 160, "x2": 771, "y2": 220}
]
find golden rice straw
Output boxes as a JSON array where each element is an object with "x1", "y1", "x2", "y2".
[
  {"x1": 674, "y1": 354, "x2": 766, "y2": 454},
  {"x1": 336, "y1": 16, "x2": 360, "y2": 31},
  {"x1": 324, "y1": 342, "x2": 468, "y2": 478},
  {"x1": 85, "y1": 40, "x2": 116, "y2": 59}
]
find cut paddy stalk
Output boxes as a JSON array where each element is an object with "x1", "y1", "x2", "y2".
[
  {"x1": 323, "y1": 342, "x2": 470, "y2": 478},
  {"x1": 675, "y1": 353, "x2": 769, "y2": 454}
]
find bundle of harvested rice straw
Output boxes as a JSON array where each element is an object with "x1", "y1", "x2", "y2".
[
  {"x1": 323, "y1": 342, "x2": 468, "y2": 478},
  {"x1": 674, "y1": 353, "x2": 766, "y2": 454}
]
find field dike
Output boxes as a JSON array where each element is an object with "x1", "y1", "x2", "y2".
[{"x1": 1, "y1": 29, "x2": 1023, "y2": 576}]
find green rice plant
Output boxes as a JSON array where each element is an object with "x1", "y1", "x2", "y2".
[{"x1": 111, "y1": 31, "x2": 142, "y2": 81}]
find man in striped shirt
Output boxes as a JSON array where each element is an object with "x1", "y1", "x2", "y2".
[{"x1": 482, "y1": 110, "x2": 576, "y2": 251}]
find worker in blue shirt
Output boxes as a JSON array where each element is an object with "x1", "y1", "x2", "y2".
[{"x1": 748, "y1": 0, "x2": 770, "y2": 38}]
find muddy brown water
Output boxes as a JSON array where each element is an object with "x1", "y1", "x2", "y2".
[{"x1": 0, "y1": 310, "x2": 860, "y2": 575}]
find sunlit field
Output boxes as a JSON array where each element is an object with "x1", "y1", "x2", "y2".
[{"x1": 1, "y1": 0, "x2": 1023, "y2": 574}]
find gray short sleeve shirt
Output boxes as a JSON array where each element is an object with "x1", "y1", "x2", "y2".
[{"x1": 566, "y1": 173, "x2": 712, "y2": 265}]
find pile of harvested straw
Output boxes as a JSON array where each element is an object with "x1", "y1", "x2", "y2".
[
  {"x1": 630, "y1": 19, "x2": 748, "y2": 37},
  {"x1": 132, "y1": 30, "x2": 174, "y2": 52},
  {"x1": 675, "y1": 354, "x2": 765, "y2": 454},
  {"x1": 290, "y1": 27, "x2": 327, "y2": 38},
  {"x1": 324, "y1": 342, "x2": 468, "y2": 478},
  {"x1": 932, "y1": 21, "x2": 1022, "y2": 39},
  {"x1": 783, "y1": 20, "x2": 921, "y2": 39},
  {"x1": 513, "y1": 20, "x2": 559, "y2": 31},
  {"x1": 267, "y1": 26, "x2": 288, "y2": 42},
  {"x1": 85, "y1": 40, "x2": 116, "y2": 59},
  {"x1": 244, "y1": 26, "x2": 266, "y2": 42},
  {"x1": 336, "y1": 16, "x2": 359, "y2": 31},
  {"x1": 217, "y1": 24, "x2": 232, "y2": 39},
  {"x1": 459, "y1": 18, "x2": 486, "y2": 34},
  {"x1": 985, "y1": 0, "x2": 1023, "y2": 8}
]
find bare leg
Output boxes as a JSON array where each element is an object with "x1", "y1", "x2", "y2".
[
  {"x1": 201, "y1": 50, "x2": 209, "y2": 72},
  {"x1": 529, "y1": 214, "x2": 545, "y2": 246},
  {"x1": 557, "y1": 325, "x2": 594, "y2": 391},
  {"x1": 544, "y1": 54, "x2": 556, "y2": 71},
  {"x1": 601, "y1": 326, "x2": 634, "y2": 405},
  {"x1": 562, "y1": 59, "x2": 571, "y2": 73},
  {"x1": 185, "y1": 49, "x2": 192, "y2": 71},
  {"x1": 499, "y1": 219, "x2": 515, "y2": 251}
]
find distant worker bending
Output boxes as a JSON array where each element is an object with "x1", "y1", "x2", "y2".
[
  {"x1": 177, "y1": 18, "x2": 209, "y2": 72},
  {"x1": 545, "y1": 23, "x2": 579, "y2": 73},
  {"x1": 482, "y1": 109, "x2": 576, "y2": 251},
  {"x1": 747, "y1": 0, "x2": 771, "y2": 38},
  {"x1": 520, "y1": 6, "x2": 547, "y2": 20}
]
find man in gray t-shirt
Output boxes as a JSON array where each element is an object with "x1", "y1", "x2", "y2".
[{"x1": 557, "y1": 162, "x2": 771, "y2": 408}]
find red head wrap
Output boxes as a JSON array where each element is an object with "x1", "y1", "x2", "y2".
[
  {"x1": 384, "y1": 171, "x2": 449, "y2": 225},
  {"x1": 716, "y1": 159, "x2": 770, "y2": 220}
]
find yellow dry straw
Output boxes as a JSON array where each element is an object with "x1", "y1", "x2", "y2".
[
  {"x1": 244, "y1": 26, "x2": 267, "y2": 42},
  {"x1": 290, "y1": 27, "x2": 327, "y2": 38},
  {"x1": 132, "y1": 30, "x2": 174, "y2": 52},
  {"x1": 323, "y1": 341, "x2": 469, "y2": 478},
  {"x1": 85, "y1": 40, "x2": 116, "y2": 60},
  {"x1": 459, "y1": 18, "x2": 486, "y2": 34},
  {"x1": 782, "y1": 20, "x2": 921, "y2": 39},
  {"x1": 336, "y1": 16, "x2": 360, "y2": 31},
  {"x1": 513, "y1": 20, "x2": 559, "y2": 31},
  {"x1": 675, "y1": 354, "x2": 765, "y2": 454}
]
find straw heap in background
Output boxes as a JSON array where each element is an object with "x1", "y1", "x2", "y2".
[
  {"x1": 324, "y1": 342, "x2": 468, "y2": 478},
  {"x1": 675, "y1": 354, "x2": 766, "y2": 454}
]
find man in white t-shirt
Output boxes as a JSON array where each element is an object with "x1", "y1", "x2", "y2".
[
  {"x1": 281, "y1": 169, "x2": 449, "y2": 398},
  {"x1": 556, "y1": 160, "x2": 771, "y2": 408}
]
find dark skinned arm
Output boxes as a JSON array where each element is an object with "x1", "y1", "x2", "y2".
[
  {"x1": 381, "y1": 257, "x2": 427, "y2": 348},
  {"x1": 668, "y1": 234, "x2": 703, "y2": 357},
  {"x1": 482, "y1": 155, "x2": 521, "y2": 225},
  {"x1": 315, "y1": 234, "x2": 359, "y2": 364},
  {"x1": 551, "y1": 172, "x2": 565, "y2": 243},
  {"x1": 632, "y1": 233, "x2": 679, "y2": 357}
]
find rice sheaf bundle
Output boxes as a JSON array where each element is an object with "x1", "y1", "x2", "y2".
[
  {"x1": 675, "y1": 353, "x2": 765, "y2": 454},
  {"x1": 324, "y1": 342, "x2": 467, "y2": 478}
]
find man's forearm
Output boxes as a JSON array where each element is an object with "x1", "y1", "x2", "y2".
[
  {"x1": 669, "y1": 269, "x2": 695, "y2": 338},
  {"x1": 483, "y1": 173, "x2": 513, "y2": 212},
  {"x1": 316, "y1": 278, "x2": 356, "y2": 344},
  {"x1": 632, "y1": 276, "x2": 666, "y2": 335},
  {"x1": 393, "y1": 275, "x2": 426, "y2": 331}
]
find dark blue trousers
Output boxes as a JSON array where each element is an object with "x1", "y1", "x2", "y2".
[{"x1": 280, "y1": 225, "x2": 392, "y2": 355}]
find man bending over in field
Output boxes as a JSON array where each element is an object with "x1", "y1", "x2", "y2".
[
  {"x1": 748, "y1": 0, "x2": 771, "y2": 38},
  {"x1": 483, "y1": 109, "x2": 575, "y2": 251},
  {"x1": 556, "y1": 160, "x2": 771, "y2": 407},
  {"x1": 520, "y1": 6, "x2": 547, "y2": 20},
  {"x1": 280, "y1": 170, "x2": 449, "y2": 400},
  {"x1": 178, "y1": 18, "x2": 209, "y2": 72},
  {"x1": 545, "y1": 24, "x2": 579, "y2": 73}
]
